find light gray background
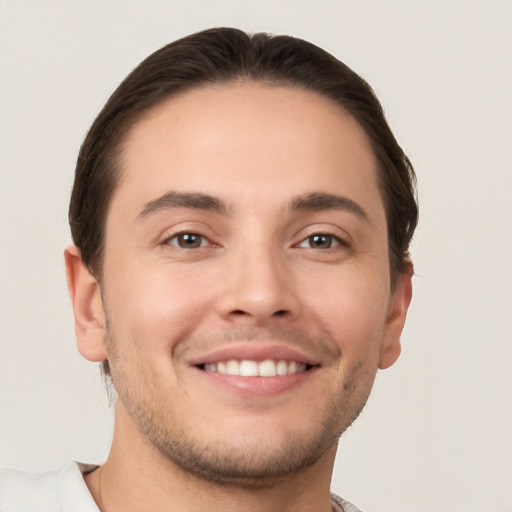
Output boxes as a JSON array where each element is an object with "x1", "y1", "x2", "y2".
[{"x1": 1, "y1": 2, "x2": 511, "y2": 511}]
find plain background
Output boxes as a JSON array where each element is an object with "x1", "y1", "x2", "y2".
[{"x1": 1, "y1": 1, "x2": 511, "y2": 511}]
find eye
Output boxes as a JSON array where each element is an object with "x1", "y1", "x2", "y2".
[
  {"x1": 165, "y1": 232, "x2": 208, "y2": 249},
  {"x1": 298, "y1": 233, "x2": 342, "y2": 249}
]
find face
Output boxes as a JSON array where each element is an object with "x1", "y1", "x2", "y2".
[{"x1": 69, "y1": 83, "x2": 411, "y2": 485}]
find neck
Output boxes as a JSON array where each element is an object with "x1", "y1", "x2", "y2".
[{"x1": 86, "y1": 405, "x2": 337, "y2": 512}]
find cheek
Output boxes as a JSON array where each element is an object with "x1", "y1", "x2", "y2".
[
  {"x1": 104, "y1": 264, "x2": 217, "y2": 356},
  {"x1": 302, "y1": 270, "x2": 390, "y2": 353}
]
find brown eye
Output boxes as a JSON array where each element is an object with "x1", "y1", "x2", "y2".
[{"x1": 167, "y1": 233, "x2": 206, "y2": 249}]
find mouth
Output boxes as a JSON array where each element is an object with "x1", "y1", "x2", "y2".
[
  {"x1": 190, "y1": 345, "x2": 322, "y2": 397},
  {"x1": 197, "y1": 359, "x2": 314, "y2": 377}
]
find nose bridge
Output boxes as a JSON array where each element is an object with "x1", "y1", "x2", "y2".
[{"x1": 220, "y1": 234, "x2": 299, "y2": 322}]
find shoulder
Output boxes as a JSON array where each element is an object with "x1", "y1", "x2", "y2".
[
  {"x1": 331, "y1": 492, "x2": 365, "y2": 512},
  {"x1": 0, "y1": 462, "x2": 99, "y2": 512}
]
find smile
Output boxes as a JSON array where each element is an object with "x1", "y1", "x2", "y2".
[{"x1": 200, "y1": 359, "x2": 311, "y2": 377}]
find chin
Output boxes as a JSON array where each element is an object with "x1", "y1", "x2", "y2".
[
  {"x1": 148, "y1": 428, "x2": 336, "y2": 487},
  {"x1": 129, "y1": 389, "x2": 368, "y2": 488}
]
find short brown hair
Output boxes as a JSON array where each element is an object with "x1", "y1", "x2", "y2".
[{"x1": 70, "y1": 27, "x2": 417, "y2": 286}]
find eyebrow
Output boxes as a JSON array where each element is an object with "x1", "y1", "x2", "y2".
[
  {"x1": 289, "y1": 192, "x2": 369, "y2": 222},
  {"x1": 137, "y1": 190, "x2": 368, "y2": 222},
  {"x1": 138, "y1": 191, "x2": 229, "y2": 219}
]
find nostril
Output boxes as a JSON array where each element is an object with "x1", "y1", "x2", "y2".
[{"x1": 230, "y1": 309, "x2": 287, "y2": 317}]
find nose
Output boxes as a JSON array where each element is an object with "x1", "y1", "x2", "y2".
[{"x1": 217, "y1": 243, "x2": 301, "y2": 325}]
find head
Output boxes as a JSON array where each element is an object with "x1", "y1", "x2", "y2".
[{"x1": 66, "y1": 28, "x2": 417, "y2": 485}]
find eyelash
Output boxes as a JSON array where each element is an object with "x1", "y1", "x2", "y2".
[
  {"x1": 163, "y1": 232, "x2": 212, "y2": 249},
  {"x1": 163, "y1": 231, "x2": 347, "y2": 251},
  {"x1": 296, "y1": 233, "x2": 345, "y2": 250}
]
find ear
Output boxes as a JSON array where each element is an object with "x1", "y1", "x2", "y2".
[
  {"x1": 64, "y1": 245, "x2": 108, "y2": 363},
  {"x1": 378, "y1": 263, "x2": 413, "y2": 369}
]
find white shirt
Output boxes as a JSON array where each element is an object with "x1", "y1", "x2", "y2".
[
  {"x1": 0, "y1": 461, "x2": 362, "y2": 512},
  {"x1": 0, "y1": 462, "x2": 99, "y2": 512}
]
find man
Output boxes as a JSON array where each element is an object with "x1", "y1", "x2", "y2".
[{"x1": 0, "y1": 27, "x2": 417, "y2": 511}]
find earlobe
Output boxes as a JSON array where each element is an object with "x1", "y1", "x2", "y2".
[
  {"x1": 64, "y1": 246, "x2": 108, "y2": 363},
  {"x1": 378, "y1": 265, "x2": 413, "y2": 369}
]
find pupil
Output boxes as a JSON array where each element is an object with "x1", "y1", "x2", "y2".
[
  {"x1": 311, "y1": 234, "x2": 330, "y2": 248},
  {"x1": 180, "y1": 234, "x2": 200, "y2": 248}
]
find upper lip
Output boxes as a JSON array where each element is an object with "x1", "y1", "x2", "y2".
[{"x1": 187, "y1": 343, "x2": 321, "y2": 367}]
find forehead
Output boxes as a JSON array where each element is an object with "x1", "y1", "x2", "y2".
[{"x1": 114, "y1": 83, "x2": 382, "y2": 218}]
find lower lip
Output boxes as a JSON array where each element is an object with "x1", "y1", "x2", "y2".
[{"x1": 194, "y1": 367, "x2": 317, "y2": 398}]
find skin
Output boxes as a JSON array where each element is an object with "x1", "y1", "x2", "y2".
[{"x1": 65, "y1": 83, "x2": 412, "y2": 512}]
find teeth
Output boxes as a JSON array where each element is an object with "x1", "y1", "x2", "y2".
[
  {"x1": 226, "y1": 360, "x2": 239, "y2": 374},
  {"x1": 203, "y1": 359, "x2": 307, "y2": 376},
  {"x1": 258, "y1": 360, "x2": 277, "y2": 377},
  {"x1": 239, "y1": 360, "x2": 258, "y2": 377},
  {"x1": 276, "y1": 360, "x2": 288, "y2": 375}
]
